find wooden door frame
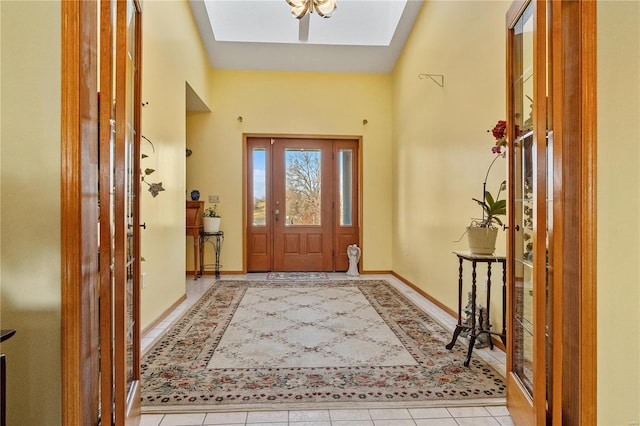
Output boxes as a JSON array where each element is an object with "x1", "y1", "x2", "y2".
[
  {"x1": 99, "y1": 0, "x2": 114, "y2": 422},
  {"x1": 242, "y1": 133, "x2": 363, "y2": 273},
  {"x1": 61, "y1": 1, "x2": 100, "y2": 424},
  {"x1": 505, "y1": 1, "x2": 597, "y2": 425},
  {"x1": 62, "y1": 0, "x2": 143, "y2": 424},
  {"x1": 550, "y1": 2, "x2": 597, "y2": 425}
]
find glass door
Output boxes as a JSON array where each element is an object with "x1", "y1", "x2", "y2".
[
  {"x1": 506, "y1": 0, "x2": 552, "y2": 424},
  {"x1": 99, "y1": 0, "x2": 142, "y2": 423},
  {"x1": 122, "y1": 0, "x2": 141, "y2": 405},
  {"x1": 272, "y1": 139, "x2": 334, "y2": 271}
]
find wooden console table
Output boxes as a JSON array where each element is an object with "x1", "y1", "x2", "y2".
[
  {"x1": 186, "y1": 201, "x2": 204, "y2": 280},
  {"x1": 446, "y1": 251, "x2": 506, "y2": 366}
]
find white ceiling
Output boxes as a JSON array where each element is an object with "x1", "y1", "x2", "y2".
[{"x1": 188, "y1": 0, "x2": 424, "y2": 73}]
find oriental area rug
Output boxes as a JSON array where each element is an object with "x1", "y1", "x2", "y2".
[{"x1": 140, "y1": 279, "x2": 505, "y2": 413}]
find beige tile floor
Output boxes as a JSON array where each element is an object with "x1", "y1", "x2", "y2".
[{"x1": 140, "y1": 274, "x2": 512, "y2": 426}]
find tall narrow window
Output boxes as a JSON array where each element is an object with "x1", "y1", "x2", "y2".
[
  {"x1": 252, "y1": 148, "x2": 267, "y2": 226},
  {"x1": 339, "y1": 149, "x2": 353, "y2": 226}
]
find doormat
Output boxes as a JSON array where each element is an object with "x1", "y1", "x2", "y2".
[
  {"x1": 140, "y1": 279, "x2": 506, "y2": 413},
  {"x1": 266, "y1": 271, "x2": 329, "y2": 280}
]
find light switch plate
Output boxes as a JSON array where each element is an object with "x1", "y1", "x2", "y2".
[{"x1": 209, "y1": 195, "x2": 220, "y2": 203}]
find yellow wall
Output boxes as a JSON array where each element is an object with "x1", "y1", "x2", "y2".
[
  {"x1": 391, "y1": 1, "x2": 509, "y2": 327},
  {"x1": 140, "y1": 0, "x2": 213, "y2": 328},
  {"x1": 186, "y1": 70, "x2": 393, "y2": 272},
  {"x1": 0, "y1": 1, "x2": 62, "y2": 424},
  {"x1": 597, "y1": 2, "x2": 640, "y2": 424}
]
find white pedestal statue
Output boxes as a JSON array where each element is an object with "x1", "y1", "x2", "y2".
[{"x1": 346, "y1": 244, "x2": 361, "y2": 277}]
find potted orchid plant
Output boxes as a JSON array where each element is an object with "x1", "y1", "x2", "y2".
[{"x1": 466, "y1": 120, "x2": 508, "y2": 255}]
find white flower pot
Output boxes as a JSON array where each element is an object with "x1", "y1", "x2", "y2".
[
  {"x1": 203, "y1": 217, "x2": 221, "y2": 233},
  {"x1": 466, "y1": 226, "x2": 498, "y2": 255}
]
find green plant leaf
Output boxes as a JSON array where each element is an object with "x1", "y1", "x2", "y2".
[
  {"x1": 472, "y1": 198, "x2": 490, "y2": 213},
  {"x1": 484, "y1": 190, "x2": 495, "y2": 206},
  {"x1": 490, "y1": 199, "x2": 507, "y2": 215}
]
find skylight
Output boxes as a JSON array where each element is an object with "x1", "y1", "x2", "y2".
[{"x1": 204, "y1": 0, "x2": 408, "y2": 46}]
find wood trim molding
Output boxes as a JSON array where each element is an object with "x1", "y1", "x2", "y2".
[
  {"x1": 551, "y1": 2, "x2": 597, "y2": 424},
  {"x1": 243, "y1": 132, "x2": 363, "y2": 141},
  {"x1": 579, "y1": 1, "x2": 597, "y2": 423},
  {"x1": 61, "y1": 1, "x2": 99, "y2": 425},
  {"x1": 532, "y1": 1, "x2": 549, "y2": 421},
  {"x1": 551, "y1": 3, "x2": 565, "y2": 423},
  {"x1": 506, "y1": 373, "x2": 534, "y2": 426},
  {"x1": 390, "y1": 272, "x2": 457, "y2": 319},
  {"x1": 98, "y1": 0, "x2": 114, "y2": 422},
  {"x1": 363, "y1": 270, "x2": 393, "y2": 275},
  {"x1": 242, "y1": 134, "x2": 248, "y2": 274},
  {"x1": 140, "y1": 294, "x2": 187, "y2": 337}
]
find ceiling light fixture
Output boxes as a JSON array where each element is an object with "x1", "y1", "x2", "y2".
[{"x1": 286, "y1": 0, "x2": 337, "y2": 19}]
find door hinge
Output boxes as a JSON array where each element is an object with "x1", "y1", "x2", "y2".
[{"x1": 271, "y1": 138, "x2": 275, "y2": 145}]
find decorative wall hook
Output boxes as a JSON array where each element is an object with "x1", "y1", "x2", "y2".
[
  {"x1": 362, "y1": 119, "x2": 368, "y2": 125},
  {"x1": 237, "y1": 116, "x2": 243, "y2": 123},
  {"x1": 418, "y1": 73, "x2": 445, "y2": 87}
]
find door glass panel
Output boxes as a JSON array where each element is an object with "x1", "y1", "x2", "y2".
[
  {"x1": 339, "y1": 149, "x2": 353, "y2": 226},
  {"x1": 125, "y1": 0, "x2": 137, "y2": 393},
  {"x1": 252, "y1": 148, "x2": 267, "y2": 226},
  {"x1": 522, "y1": 136, "x2": 534, "y2": 263},
  {"x1": 544, "y1": 6, "x2": 553, "y2": 403},
  {"x1": 512, "y1": 1, "x2": 535, "y2": 397},
  {"x1": 517, "y1": 5, "x2": 534, "y2": 134},
  {"x1": 546, "y1": 131, "x2": 553, "y2": 401},
  {"x1": 285, "y1": 149, "x2": 321, "y2": 226},
  {"x1": 513, "y1": 133, "x2": 534, "y2": 395}
]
